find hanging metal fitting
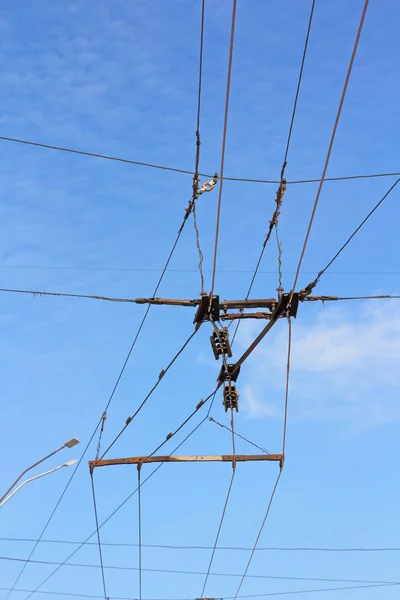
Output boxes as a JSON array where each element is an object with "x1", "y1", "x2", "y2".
[
  {"x1": 194, "y1": 294, "x2": 220, "y2": 324},
  {"x1": 210, "y1": 328, "x2": 232, "y2": 360},
  {"x1": 223, "y1": 383, "x2": 239, "y2": 413},
  {"x1": 198, "y1": 173, "x2": 218, "y2": 196},
  {"x1": 217, "y1": 363, "x2": 240, "y2": 385}
]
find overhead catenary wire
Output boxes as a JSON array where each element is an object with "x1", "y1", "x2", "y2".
[
  {"x1": 2, "y1": 264, "x2": 400, "y2": 276},
  {"x1": 90, "y1": 474, "x2": 108, "y2": 600},
  {"x1": 2, "y1": 555, "x2": 399, "y2": 586},
  {"x1": 5, "y1": 187, "x2": 204, "y2": 600},
  {"x1": 231, "y1": 0, "x2": 315, "y2": 343},
  {"x1": 200, "y1": 409, "x2": 238, "y2": 597},
  {"x1": 137, "y1": 464, "x2": 143, "y2": 600},
  {"x1": 210, "y1": 0, "x2": 237, "y2": 299},
  {"x1": 233, "y1": 316, "x2": 292, "y2": 600},
  {"x1": 4, "y1": 537, "x2": 400, "y2": 552},
  {"x1": 19, "y1": 393, "x2": 216, "y2": 600},
  {"x1": 98, "y1": 326, "x2": 201, "y2": 460},
  {"x1": 299, "y1": 177, "x2": 400, "y2": 297},
  {"x1": 290, "y1": 0, "x2": 370, "y2": 300},
  {"x1": 191, "y1": 0, "x2": 206, "y2": 295}
]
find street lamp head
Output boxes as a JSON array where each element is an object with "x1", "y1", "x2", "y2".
[
  {"x1": 64, "y1": 438, "x2": 80, "y2": 448},
  {"x1": 63, "y1": 459, "x2": 78, "y2": 467}
]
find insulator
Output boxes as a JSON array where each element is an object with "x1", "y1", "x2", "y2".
[{"x1": 223, "y1": 384, "x2": 239, "y2": 413}]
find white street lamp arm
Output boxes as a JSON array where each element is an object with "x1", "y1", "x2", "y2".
[
  {"x1": 0, "y1": 460, "x2": 77, "y2": 508},
  {"x1": 0, "y1": 438, "x2": 79, "y2": 504}
]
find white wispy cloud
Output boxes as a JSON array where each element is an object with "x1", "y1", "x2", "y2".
[{"x1": 236, "y1": 302, "x2": 400, "y2": 427}]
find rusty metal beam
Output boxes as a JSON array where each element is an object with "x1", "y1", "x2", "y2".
[
  {"x1": 221, "y1": 312, "x2": 273, "y2": 321},
  {"x1": 133, "y1": 297, "x2": 278, "y2": 310},
  {"x1": 89, "y1": 453, "x2": 283, "y2": 469},
  {"x1": 220, "y1": 298, "x2": 277, "y2": 310}
]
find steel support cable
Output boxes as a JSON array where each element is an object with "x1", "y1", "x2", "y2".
[
  {"x1": 19, "y1": 413, "x2": 211, "y2": 600},
  {"x1": 0, "y1": 287, "x2": 142, "y2": 303},
  {"x1": 230, "y1": 0, "x2": 315, "y2": 343},
  {"x1": 90, "y1": 474, "x2": 108, "y2": 600},
  {"x1": 209, "y1": 417, "x2": 270, "y2": 455},
  {"x1": 98, "y1": 326, "x2": 201, "y2": 460},
  {"x1": 233, "y1": 317, "x2": 292, "y2": 600},
  {"x1": 191, "y1": 0, "x2": 206, "y2": 294},
  {"x1": 300, "y1": 177, "x2": 400, "y2": 297},
  {"x1": 200, "y1": 408, "x2": 237, "y2": 597},
  {"x1": 6, "y1": 183, "x2": 203, "y2": 599},
  {"x1": 210, "y1": 0, "x2": 237, "y2": 299},
  {"x1": 289, "y1": 0, "x2": 370, "y2": 303}
]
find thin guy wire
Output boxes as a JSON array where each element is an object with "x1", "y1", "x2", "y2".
[
  {"x1": 200, "y1": 410, "x2": 237, "y2": 597},
  {"x1": 0, "y1": 582, "x2": 398, "y2": 600},
  {"x1": 19, "y1": 414, "x2": 210, "y2": 600},
  {"x1": 3, "y1": 264, "x2": 400, "y2": 276},
  {"x1": 300, "y1": 178, "x2": 400, "y2": 295},
  {"x1": 90, "y1": 473, "x2": 108, "y2": 600},
  {"x1": 5, "y1": 185, "x2": 201, "y2": 598},
  {"x1": 282, "y1": 0, "x2": 316, "y2": 172},
  {"x1": 2, "y1": 555, "x2": 399, "y2": 585},
  {"x1": 99, "y1": 327, "x2": 201, "y2": 459},
  {"x1": 290, "y1": 0, "x2": 370, "y2": 300},
  {"x1": 208, "y1": 417, "x2": 270, "y2": 454},
  {"x1": 4, "y1": 538, "x2": 400, "y2": 552},
  {"x1": 137, "y1": 465, "x2": 143, "y2": 600},
  {"x1": 210, "y1": 0, "x2": 237, "y2": 299},
  {"x1": 230, "y1": 0, "x2": 315, "y2": 341},
  {"x1": 6, "y1": 134, "x2": 400, "y2": 186}
]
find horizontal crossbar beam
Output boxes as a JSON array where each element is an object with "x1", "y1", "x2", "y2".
[{"x1": 89, "y1": 454, "x2": 283, "y2": 469}]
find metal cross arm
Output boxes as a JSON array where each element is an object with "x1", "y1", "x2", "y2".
[{"x1": 89, "y1": 453, "x2": 283, "y2": 470}]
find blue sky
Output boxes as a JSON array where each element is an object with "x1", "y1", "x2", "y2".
[{"x1": 1, "y1": 0, "x2": 400, "y2": 599}]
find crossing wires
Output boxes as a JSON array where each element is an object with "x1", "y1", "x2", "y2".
[
  {"x1": 233, "y1": 316, "x2": 292, "y2": 600},
  {"x1": 290, "y1": 0, "x2": 370, "y2": 300},
  {"x1": 231, "y1": 0, "x2": 316, "y2": 344},
  {"x1": 300, "y1": 177, "x2": 400, "y2": 297}
]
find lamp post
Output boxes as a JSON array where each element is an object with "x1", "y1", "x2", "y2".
[
  {"x1": 0, "y1": 438, "x2": 79, "y2": 504},
  {"x1": 0, "y1": 460, "x2": 78, "y2": 508}
]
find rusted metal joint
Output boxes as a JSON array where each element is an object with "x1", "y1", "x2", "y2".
[{"x1": 198, "y1": 173, "x2": 218, "y2": 196}]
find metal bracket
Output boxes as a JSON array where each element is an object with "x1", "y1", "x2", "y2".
[
  {"x1": 194, "y1": 295, "x2": 220, "y2": 324},
  {"x1": 275, "y1": 292, "x2": 299, "y2": 318},
  {"x1": 217, "y1": 363, "x2": 240, "y2": 385}
]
